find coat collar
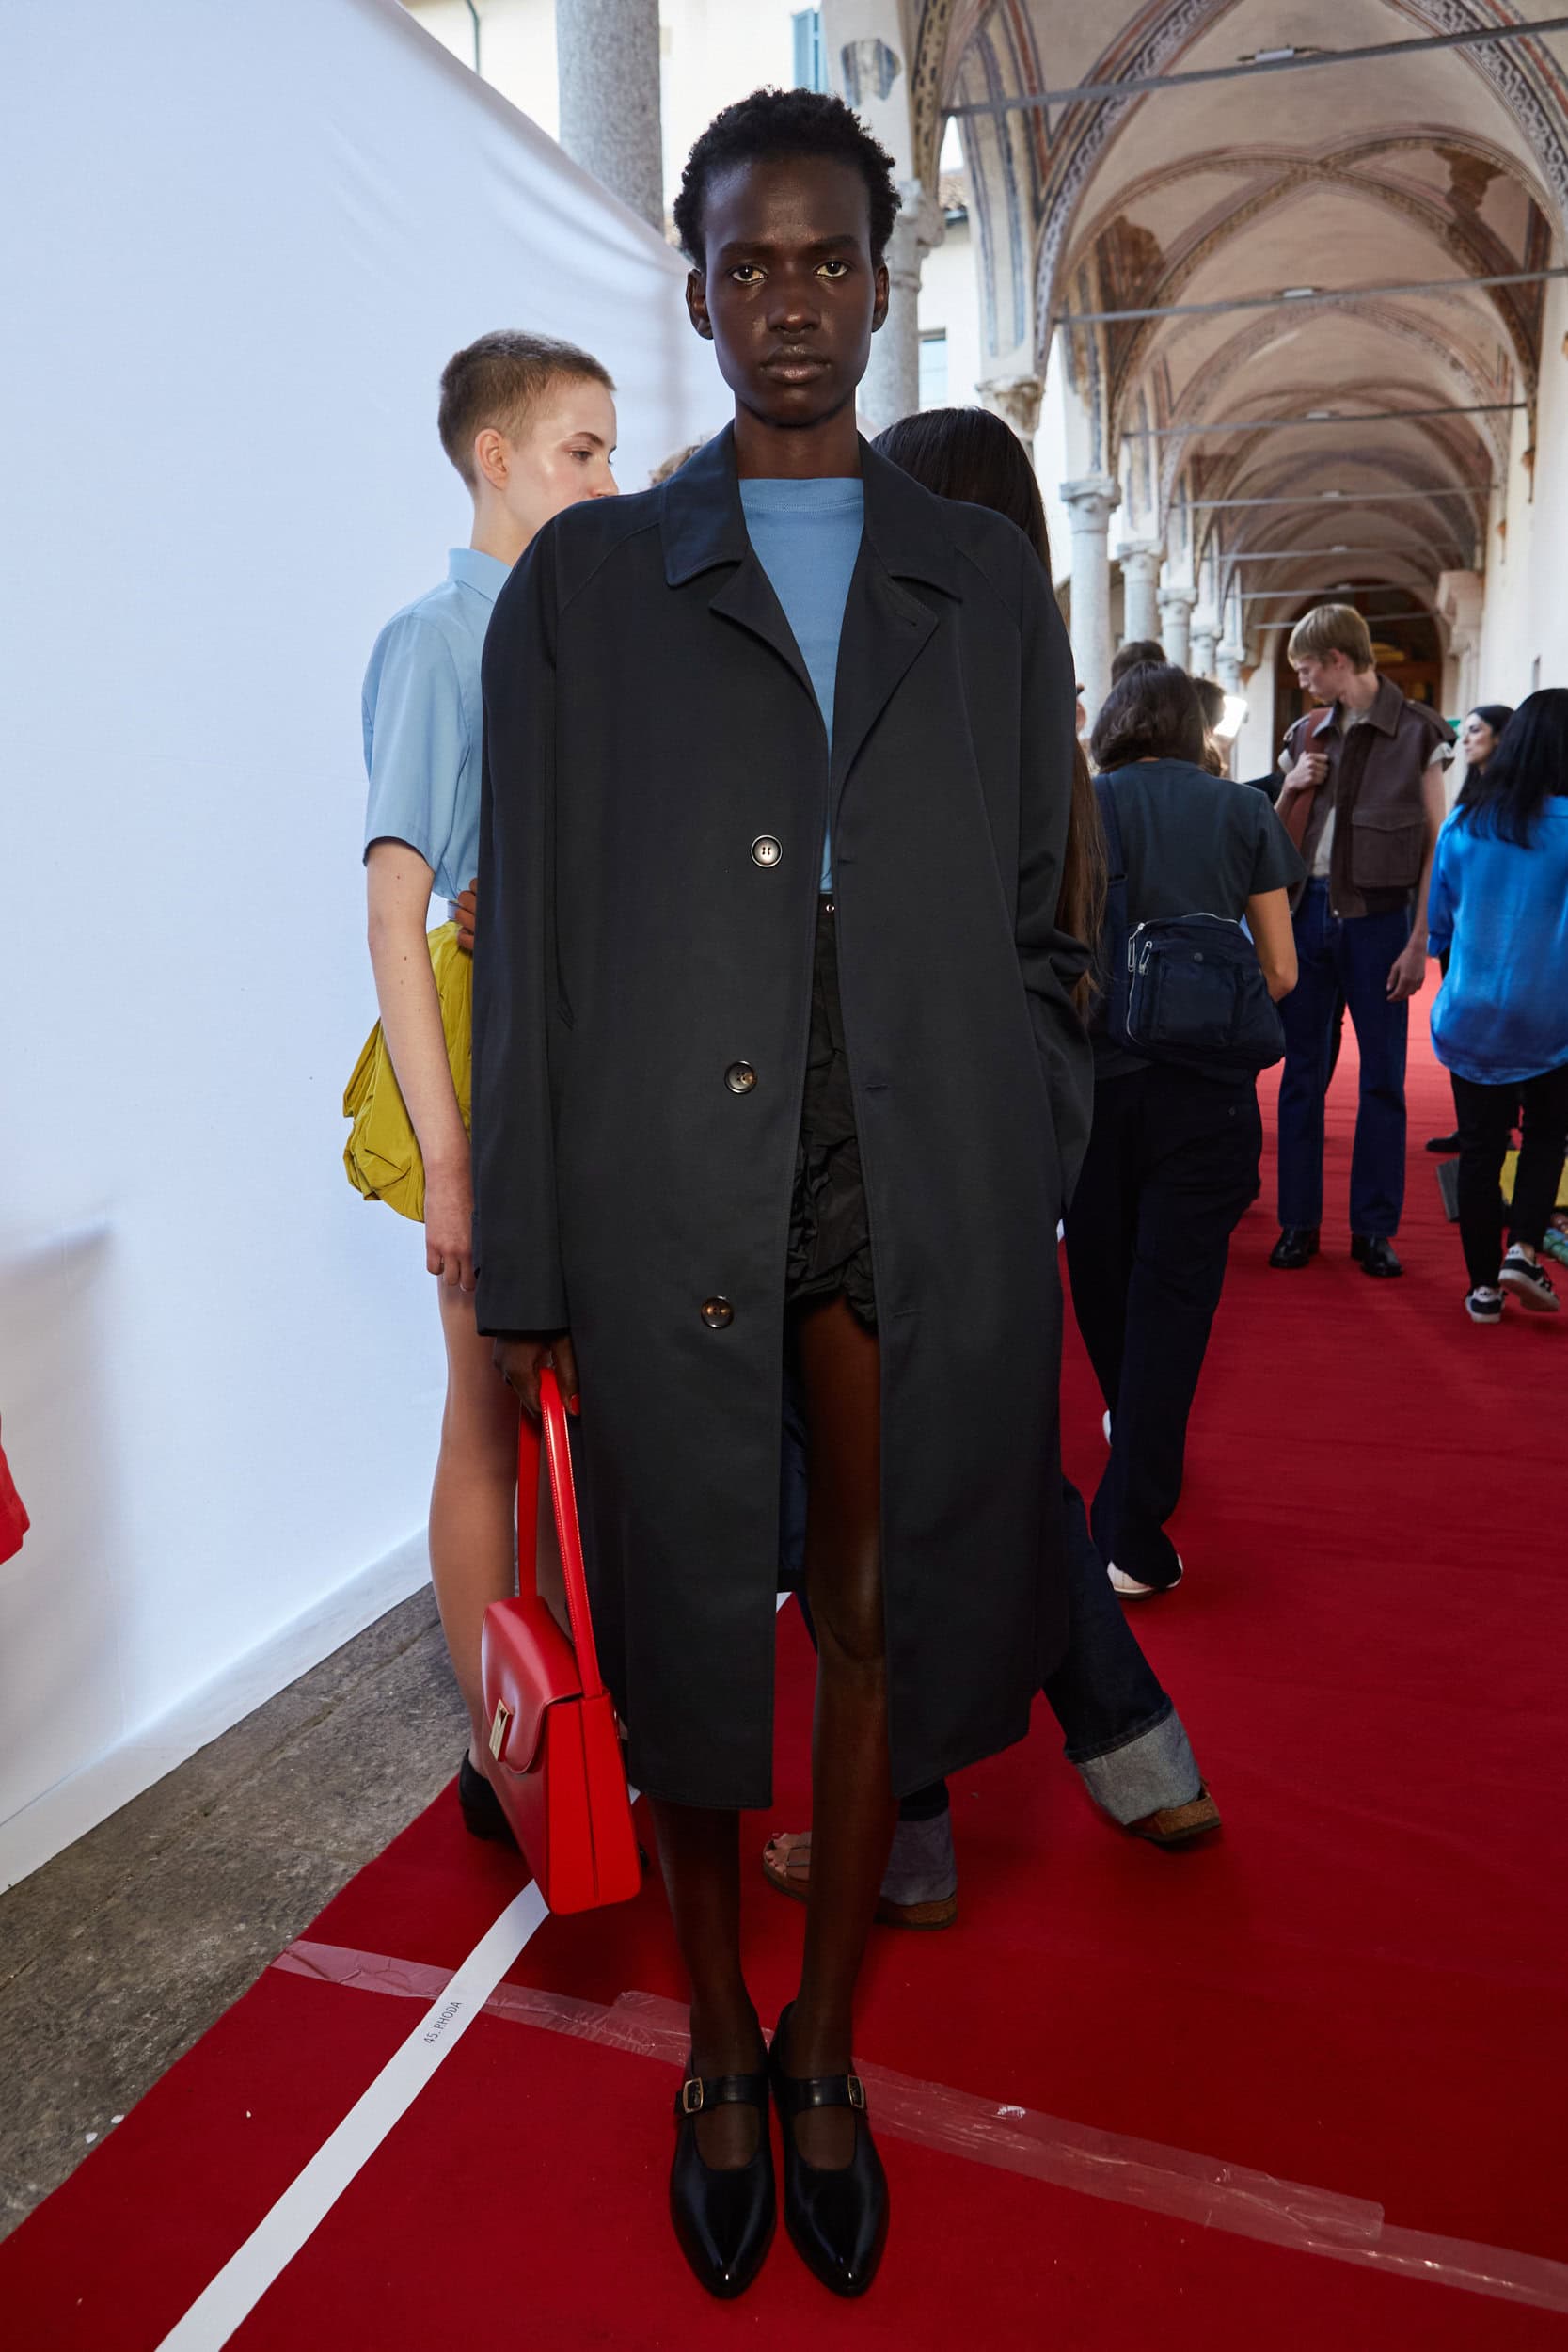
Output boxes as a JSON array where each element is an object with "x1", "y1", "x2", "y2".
[
  {"x1": 660, "y1": 423, "x2": 968, "y2": 598},
  {"x1": 1321, "y1": 671, "x2": 1402, "y2": 738}
]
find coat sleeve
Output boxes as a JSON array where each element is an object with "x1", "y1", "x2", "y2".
[
  {"x1": 1015, "y1": 558, "x2": 1095, "y2": 1208},
  {"x1": 471, "y1": 526, "x2": 569, "y2": 1337}
]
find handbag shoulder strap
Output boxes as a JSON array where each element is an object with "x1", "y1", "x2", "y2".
[{"x1": 537, "y1": 1368, "x2": 610, "y2": 1704}]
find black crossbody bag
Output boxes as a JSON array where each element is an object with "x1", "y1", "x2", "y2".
[{"x1": 1093, "y1": 777, "x2": 1286, "y2": 1074}]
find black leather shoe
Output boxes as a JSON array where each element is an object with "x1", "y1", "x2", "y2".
[
  {"x1": 457, "y1": 1753, "x2": 517, "y2": 1849},
  {"x1": 670, "y1": 2052, "x2": 775, "y2": 2298},
  {"x1": 1424, "y1": 1133, "x2": 1462, "y2": 1154},
  {"x1": 1269, "y1": 1226, "x2": 1320, "y2": 1270},
  {"x1": 769, "y1": 2002, "x2": 888, "y2": 2298},
  {"x1": 1352, "y1": 1234, "x2": 1403, "y2": 1278}
]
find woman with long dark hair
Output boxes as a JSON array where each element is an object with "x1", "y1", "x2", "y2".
[
  {"x1": 1427, "y1": 701, "x2": 1514, "y2": 1152},
  {"x1": 760, "y1": 406, "x2": 1220, "y2": 1937},
  {"x1": 1429, "y1": 689, "x2": 1568, "y2": 1319}
]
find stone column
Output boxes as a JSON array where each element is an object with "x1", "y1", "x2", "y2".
[
  {"x1": 1118, "y1": 541, "x2": 1163, "y2": 647},
  {"x1": 1189, "y1": 614, "x2": 1219, "y2": 679},
  {"x1": 978, "y1": 375, "x2": 1044, "y2": 443},
  {"x1": 860, "y1": 183, "x2": 943, "y2": 433},
  {"x1": 820, "y1": 2, "x2": 940, "y2": 433},
  {"x1": 1060, "y1": 476, "x2": 1121, "y2": 722},
  {"x1": 556, "y1": 0, "x2": 664, "y2": 233},
  {"x1": 1157, "y1": 582, "x2": 1196, "y2": 672},
  {"x1": 1216, "y1": 644, "x2": 1244, "y2": 692}
]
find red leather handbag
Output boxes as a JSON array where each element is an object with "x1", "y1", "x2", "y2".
[{"x1": 480, "y1": 1369, "x2": 641, "y2": 1915}]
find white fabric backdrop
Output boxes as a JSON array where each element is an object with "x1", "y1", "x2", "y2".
[{"x1": 0, "y1": 0, "x2": 727, "y2": 1870}]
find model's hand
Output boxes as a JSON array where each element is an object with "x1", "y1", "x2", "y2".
[
  {"x1": 1386, "y1": 938, "x2": 1428, "y2": 1002},
  {"x1": 493, "y1": 1332, "x2": 578, "y2": 1419},
  {"x1": 424, "y1": 1158, "x2": 475, "y2": 1292},
  {"x1": 455, "y1": 877, "x2": 478, "y2": 956},
  {"x1": 1282, "y1": 750, "x2": 1328, "y2": 796}
]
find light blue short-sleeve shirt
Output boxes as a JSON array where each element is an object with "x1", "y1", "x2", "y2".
[
  {"x1": 738, "y1": 478, "x2": 864, "y2": 890},
  {"x1": 361, "y1": 548, "x2": 511, "y2": 904}
]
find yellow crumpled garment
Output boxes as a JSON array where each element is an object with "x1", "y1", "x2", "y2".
[{"x1": 342, "y1": 919, "x2": 471, "y2": 1224}]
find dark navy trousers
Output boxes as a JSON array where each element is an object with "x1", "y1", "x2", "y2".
[{"x1": 1276, "y1": 880, "x2": 1411, "y2": 1238}]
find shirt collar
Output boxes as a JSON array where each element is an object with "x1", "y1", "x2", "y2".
[{"x1": 448, "y1": 548, "x2": 511, "y2": 603}]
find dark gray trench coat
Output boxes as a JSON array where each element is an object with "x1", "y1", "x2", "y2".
[{"x1": 472, "y1": 428, "x2": 1093, "y2": 1809}]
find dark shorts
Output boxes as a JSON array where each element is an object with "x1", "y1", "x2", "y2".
[{"x1": 785, "y1": 898, "x2": 877, "y2": 1328}]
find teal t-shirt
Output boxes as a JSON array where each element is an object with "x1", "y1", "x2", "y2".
[{"x1": 738, "y1": 478, "x2": 864, "y2": 890}]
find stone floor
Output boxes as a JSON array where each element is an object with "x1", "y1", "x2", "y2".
[{"x1": 0, "y1": 1585, "x2": 464, "y2": 2245}]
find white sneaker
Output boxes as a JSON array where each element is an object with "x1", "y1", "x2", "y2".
[
  {"x1": 1108, "y1": 1555, "x2": 1183, "y2": 1599},
  {"x1": 1465, "y1": 1286, "x2": 1504, "y2": 1324},
  {"x1": 1499, "y1": 1247, "x2": 1559, "y2": 1312},
  {"x1": 1101, "y1": 1409, "x2": 1113, "y2": 1445}
]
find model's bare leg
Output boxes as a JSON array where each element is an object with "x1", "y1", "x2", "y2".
[
  {"x1": 652, "y1": 1801, "x2": 763, "y2": 2168},
  {"x1": 785, "y1": 1295, "x2": 897, "y2": 2168},
  {"x1": 432, "y1": 1279, "x2": 520, "y2": 1764}
]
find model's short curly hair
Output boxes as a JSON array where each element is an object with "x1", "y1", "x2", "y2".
[{"x1": 673, "y1": 87, "x2": 901, "y2": 270}]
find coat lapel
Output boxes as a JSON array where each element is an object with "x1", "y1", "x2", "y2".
[
  {"x1": 659, "y1": 427, "x2": 968, "y2": 784},
  {"x1": 829, "y1": 444, "x2": 965, "y2": 808},
  {"x1": 661, "y1": 425, "x2": 817, "y2": 712}
]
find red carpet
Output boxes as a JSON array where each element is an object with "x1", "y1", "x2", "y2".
[{"x1": 4, "y1": 1030, "x2": 1564, "y2": 2348}]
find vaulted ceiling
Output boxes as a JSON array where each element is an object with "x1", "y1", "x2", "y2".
[{"x1": 915, "y1": 1, "x2": 1568, "y2": 660}]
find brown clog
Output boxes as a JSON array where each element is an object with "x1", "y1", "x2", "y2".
[
  {"x1": 1125, "y1": 1784, "x2": 1222, "y2": 1847},
  {"x1": 760, "y1": 1830, "x2": 958, "y2": 1931}
]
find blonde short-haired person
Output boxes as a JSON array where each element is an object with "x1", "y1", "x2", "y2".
[
  {"x1": 1270, "y1": 605, "x2": 1452, "y2": 1278},
  {"x1": 353, "y1": 331, "x2": 618, "y2": 1838}
]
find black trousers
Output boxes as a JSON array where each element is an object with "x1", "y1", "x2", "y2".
[
  {"x1": 1449, "y1": 1064, "x2": 1568, "y2": 1290},
  {"x1": 1064, "y1": 1064, "x2": 1261, "y2": 1589}
]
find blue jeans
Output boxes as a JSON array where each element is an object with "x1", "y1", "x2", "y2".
[
  {"x1": 1277, "y1": 882, "x2": 1411, "y2": 1237},
  {"x1": 874, "y1": 1478, "x2": 1195, "y2": 1829}
]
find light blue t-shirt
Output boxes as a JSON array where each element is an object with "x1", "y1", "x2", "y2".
[
  {"x1": 361, "y1": 548, "x2": 511, "y2": 904},
  {"x1": 738, "y1": 478, "x2": 864, "y2": 890},
  {"x1": 1428, "y1": 796, "x2": 1568, "y2": 1084}
]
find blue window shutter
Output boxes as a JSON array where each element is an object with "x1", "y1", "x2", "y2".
[{"x1": 792, "y1": 9, "x2": 824, "y2": 91}]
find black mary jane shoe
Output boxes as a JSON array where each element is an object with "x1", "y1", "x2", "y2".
[
  {"x1": 457, "y1": 1753, "x2": 517, "y2": 1850},
  {"x1": 768, "y1": 2002, "x2": 888, "y2": 2299},
  {"x1": 670, "y1": 2053, "x2": 775, "y2": 2298}
]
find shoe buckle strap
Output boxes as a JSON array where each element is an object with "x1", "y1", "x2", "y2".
[
  {"x1": 785, "y1": 2072, "x2": 866, "y2": 2113},
  {"x1": 679, "y1": 2070, "x2": 766, "y2": 2117}
]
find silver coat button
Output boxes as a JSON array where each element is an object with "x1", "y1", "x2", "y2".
[
  {"x1": 725, "y1": 1061, "x2": 757, "y2": 1094},
  {"x1": 751, "y1": 835, "x2": 782, "y2": 868}
]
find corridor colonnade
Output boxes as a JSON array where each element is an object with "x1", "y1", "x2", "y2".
[{"x1": 534, "y1": 0, "x2": 1568, "y2": 762}]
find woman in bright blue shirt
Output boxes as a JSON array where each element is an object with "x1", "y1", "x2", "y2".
[{"x1": 1428, "y1": 688, "x2": 1568, "y2": 1319}]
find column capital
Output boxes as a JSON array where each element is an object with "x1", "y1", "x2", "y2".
[
  {"x1": 977, "y1": 374, "x2": 1044, "y2": 440},
  {"x1": 885, "y1": 180, "x2": 944, "y2": 290},
  {"x1": 1216, "y1": 644, "x2": 1245, "y2": 691},
  {"x1": 1060, "y1": 475, "x2": 1121, "y2": 529},
  {"x1": 1117, "y1": 539, "x2": 1163, "y2": 580},
  {"x1": 1157, "y1": 581, "x2": 1197, "y2": 619}
]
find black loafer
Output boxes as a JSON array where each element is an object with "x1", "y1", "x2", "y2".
[
  {"x1": 670, "y1": 2052, "x2": 775, "y2": 2298},
  {"x1": 1269, "y1": 1225, "x2": 1320, "y2": 1270},
  {"x1": 457, "y1": 1753, "x2": 517, "y2": 1849},
  {"x1": 1352, "y1": 1234, "x2": 1402, "y2": 1278},
  {"x1": 1425, "y1": 1133, "x2": 1462, "y2": 1154},
  {"x1": 769, "y1": 2001, "x2": 888, "y2": 2298}
]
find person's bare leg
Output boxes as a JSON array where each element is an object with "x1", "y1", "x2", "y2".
[
  {"x1": 786, "y1": 1295, "x2": 897, "y2": 2168},
  {"x1": 652, "y1": 1801, "x2": 762, "y2": 2169},
  {"x1": 432, "y1": 1279, "x2": 520, "y2": 1766}
]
